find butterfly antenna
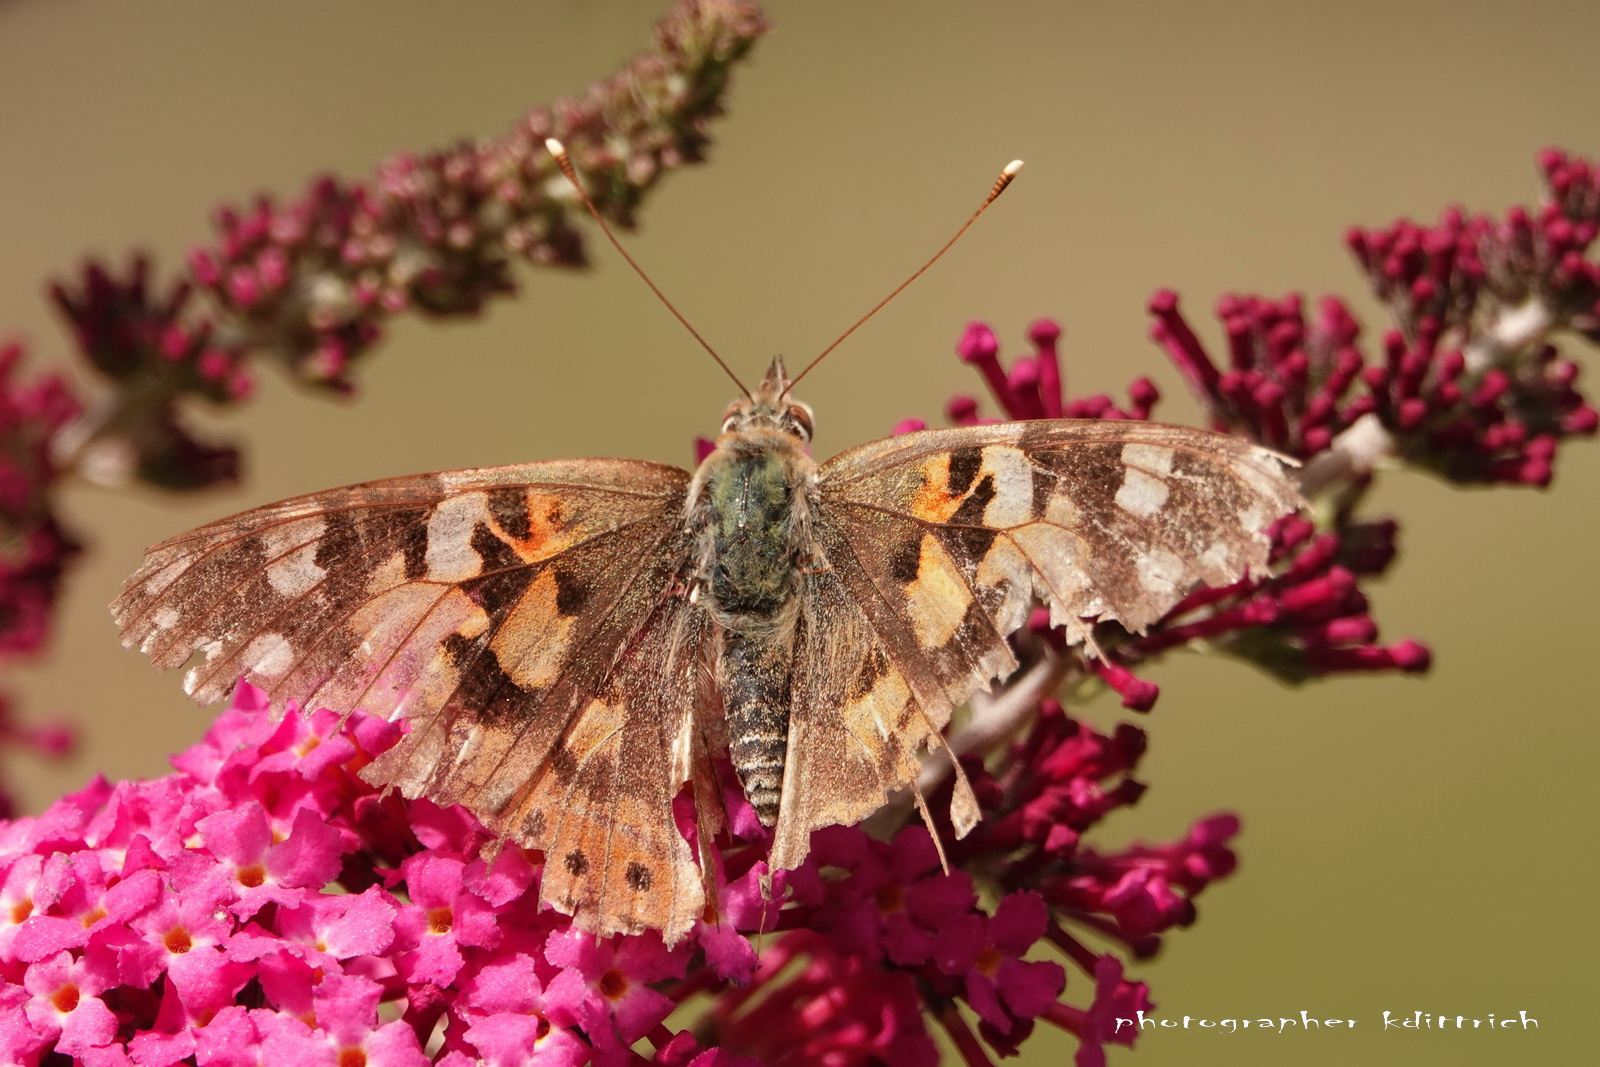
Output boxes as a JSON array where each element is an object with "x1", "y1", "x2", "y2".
[
  {"x1": 545, "y1": 138, "x2": 751, "y2": 399},
  {"x1": 786, "y1": 158, "x2": 1025, "y2": 392}
]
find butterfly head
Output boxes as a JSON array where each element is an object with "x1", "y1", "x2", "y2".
[{"x1": 719, "y1": 356, "x2": 814, "y2": 444}]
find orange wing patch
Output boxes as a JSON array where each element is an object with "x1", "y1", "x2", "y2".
[
  {"x1": 489, "y1": 570, "x2": 577, "y2": 691},
  {"x1": 493, "y1": 490, "x2": 589, "y2": 564},
  {"x1": 909, "y1": 453, "x2": 969, "y2": 522},
  {"x1": 902, "y1": 534, "x2": 973, "y2": 650}
]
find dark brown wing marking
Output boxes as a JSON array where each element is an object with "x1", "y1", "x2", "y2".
[{"x1": 113, "y1": 458, "x2": 715, "y2": 940}]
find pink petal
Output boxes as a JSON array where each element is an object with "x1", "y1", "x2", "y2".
[
  {"x1": 932, "y1": 914, "x2": 984, "y2": 975},
  {"x1": 989, "y1": 891, "x2": 1049, "y2": 956},
  {"x1": 362, "y1": 1019, "x2": 432, "y2": 1067},
  {"x1": 312, "y1": 972, "x2": 382, "y2": 1046},
  {"x1": 695, "y1": 921, "x2": 757, "y2": 984},
  {"x1": 996, "y1": 957, "x2": 1066, "y2": 1020},
  {"x1": 196, "y1": 804, "x2": 271, "y2": 869},
  {"x1": 266, "y1": 808, "x2": 345, "y2": 889},
  {"x1": 128, "y1": 1025, "x2": 197, "y2": 1065},
  {"x1": 318, "y1": 886, "x2": 399, "y2": 959},
  {"x1": 456, "y1": 951, "x2": 542, "y2": 1015},
  {"x1": 192, "y1": 1005, "x2": 262, "y2": 1067},
  {"x1": 55, "y1": 993, "x2": 119, "y2": 1057}
]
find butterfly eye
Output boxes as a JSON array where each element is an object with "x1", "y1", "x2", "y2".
[{"x1": 788, "y1": 402, "x2": 815, "y2": 442}]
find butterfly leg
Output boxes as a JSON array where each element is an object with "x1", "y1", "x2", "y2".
[{"x1": 909, "y1": 781, "x2": 953, "y2": 875}]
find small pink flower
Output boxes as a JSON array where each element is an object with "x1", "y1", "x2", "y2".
[
  {"x1": 544, "y1": 927, "x2": 687, "y2": 1054},
  {"x1": 21, "y1": 949, "x2": 117, "y2": 1058},
  {"x1": 196, "y1": 802, "x2": 346, "y2": 918},
  {"x1": 459, "y1": 1011, "x2": 589, "y2": 1067},
  {"x1": 933, "y1": 893, "x2": 1065, "y2": 1034},
  {"x1": 391, "y1": 851, "x2": 503, "y2": 987}
]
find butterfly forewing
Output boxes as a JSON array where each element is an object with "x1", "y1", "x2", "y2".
[
  {"x1": 114, "y1": 458, "x2": 722, "y2": 939},
  {"x1": 115, "y1": 459, "x2": 687, "y2": 709},
  {"x1": 819, "y1": 420, "x2": 1299, "y2": 642}
]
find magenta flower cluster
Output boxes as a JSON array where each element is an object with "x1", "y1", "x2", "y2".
[
  {"x1": 0, "y1": 344, "x2": 79, "y2": 811},
  {"x1": 0, "y1": 683, "x2": 1169, "y2": 1066},
  {"x1": 50, "y1": 260, "x2": 251, "y2": 490},
  {"x1": 1145, "y1": 150, "x2": 1600, "y2": 488}
]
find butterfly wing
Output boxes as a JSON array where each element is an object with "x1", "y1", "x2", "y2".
[
  {"x1": 769, "y1": 559, "x2": 954, "y2": 871},
  {"x1": 113, "y1": 458, "x2": 715, "y2": 940},
  {"x1": 768, "y1": 420, "x2": 1301, "y2": 866}
]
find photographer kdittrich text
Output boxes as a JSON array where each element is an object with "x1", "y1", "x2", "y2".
[{"x1": 1113, "y1": 1010, "x2": 1541, "y2": 1035}]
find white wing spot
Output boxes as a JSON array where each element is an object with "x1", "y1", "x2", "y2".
[
  {"x1": 1115, "y1": 467, "x2": 1170, "y2": 519},
  {"x1": 1137, "y1": 548, "x2": 1185, "y2": 604},
  {"x1": 1199, "y1": 540, "x2": 1233, "y2": 573},
  {"x1": 979, "y1": 446, "x2": 1033, "y2": 527},
  {"x1": 267, "y1": 545, "x2": 327, "y2": 598},
  {"x1": 426, "y1": 492, "x2": 490, "y2": 581},
  {"x1": 181, "y1": 639, "x2": 225, "y2": 695},
  {"x1": 142, "y1": 560, "x2": 186, "y2": 596},
  {"x1": 151, "y1": 607, "x2": 181, "y2": 631},
  {"x1": 264, "y1": 515, "x2": 326, "y2": 556},
  {"x1": 1043, "y1": 491, "x2": 1080, "y2": 526},
  {"x1": 1121, "y1": 443, "x2": 1175, "y2": 476},
  {"x1": 243, "y1": 633, "x2": 295, "y2": 678},
  {"x1": 261, "y1": 517, "x2": 329, "y2": 598}
]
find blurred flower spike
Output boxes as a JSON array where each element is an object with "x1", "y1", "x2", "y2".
[{"x1": 49, "y1": 0, "x2": 768, "y2": 491}]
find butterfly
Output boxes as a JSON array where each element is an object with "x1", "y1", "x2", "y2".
[{"x1": 111, "y1": 147, "x2": 1303, "y2": 943}]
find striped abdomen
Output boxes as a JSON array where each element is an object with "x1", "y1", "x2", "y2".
[{"x1": 722, "y1": 631, "x2": 791, "y2": 825}]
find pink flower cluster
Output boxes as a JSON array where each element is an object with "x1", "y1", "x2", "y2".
[
  {"x1": 185, "y1": 0, "x2": 768, "y2": 391},
  {"x1": 1354, "y1": 149, "x2": 1600, "y2": 342},
  {"x1": 1149, "y1": 287, "x2": 1594, "y2": 487},
  {"x1": 0, "y1": 682, "x2": 1171, "y2": 1066},
  {"x1": 187, "y1": 0, "x2": 764, "y2": 397},
  {"x1": 930, "y1": 703, "x2": 1177, "y2": 1062}
]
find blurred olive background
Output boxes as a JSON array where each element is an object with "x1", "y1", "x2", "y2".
[{"x1": 2, "y1": 1, "x2": 1595, "y2": 1064}]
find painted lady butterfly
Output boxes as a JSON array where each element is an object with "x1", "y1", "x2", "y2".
[{"x1": 113, "y1": 149, "x2": 1302, "y2": 942}]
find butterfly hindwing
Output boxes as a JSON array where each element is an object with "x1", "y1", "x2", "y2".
[
  {"x1": 380, "y1": 590, "x2": 717, "y2": 940},
  {"x1": 114, "y1": 458, "x2": 718, "y2": 939},
  {"x1": 768, "y1": 562, "x2": 942, "y2": 871}
]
